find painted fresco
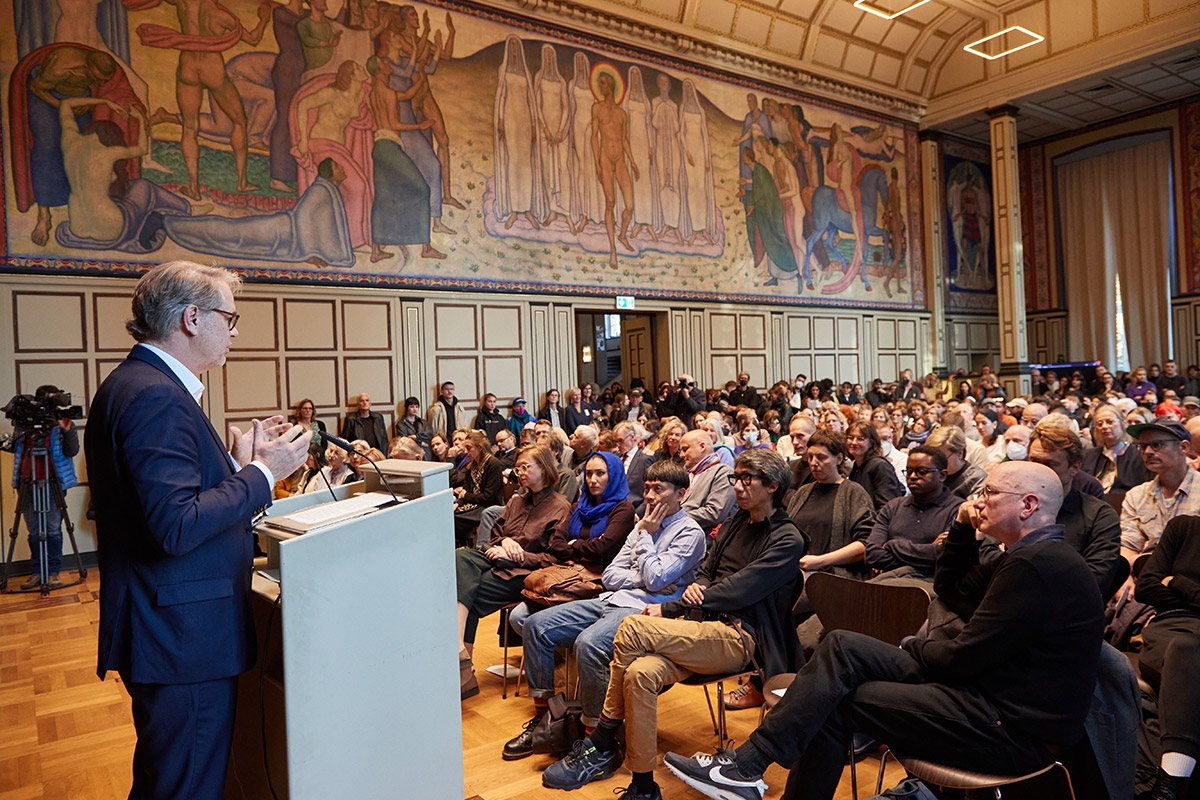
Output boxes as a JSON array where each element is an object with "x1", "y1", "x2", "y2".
[
  {"x1": 943, "y1": 139, "x2": 996, "y2": 312},
  {"x1": 1, "y1": 0, "x2": 923, "y2": 308}
]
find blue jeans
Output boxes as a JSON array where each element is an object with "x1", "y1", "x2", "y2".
[
  {"x1": 524, "y1": 599, "x2": 641, "y2": 723},
  {"x1": 24, "y1": 503, "x2": 63, "y2": 576}
]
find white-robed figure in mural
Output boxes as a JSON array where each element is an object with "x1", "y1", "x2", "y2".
[
  {"x1": 567, "y1": 50, "x2": 602, "y2": 234},
  {"x1": 493, "y1": 35, "x2": 545, "y2": 230},
  {"x1": 624, "y1": 66, "x2": 661, "y2": 242},
  {"x1": 679, "y1": 78, "x2": 715, "y2": 247},
  {"x1": 650, "y1": 72, "x2": 684, "y2": 244},
  {"x1": 533, "y1": 42, "x2": 569, "y2": 227}
]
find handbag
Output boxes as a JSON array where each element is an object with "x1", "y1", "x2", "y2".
[
  {"x1": 868, "y1": 777, "x2": 940, "y2": 799},
  {"x1": 522, "y1": 562, "x2": 604, "y2": 606},
  {"x1": 529, "y1": 692, "x2": 585, "y2": 756}
]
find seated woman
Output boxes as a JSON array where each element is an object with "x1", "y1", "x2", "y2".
[
  {"x1": 429, "y1": 432, "x2": 451, "y2": 462},
  {"x1": 456, "y1": 444, "x2": 571, "y2": 699},
  {"x1": 1081, "y1": 403, "x2": 1149, "y2": 495},
  {"x1": 1135, "y1": 515, "x2": 1200, "y2": 800},
  {"x1": 453, "y1": 430, "x2": 506, "y2": 547},
  {"x1": 734, "y1": 416, "x2": 773, "y2": 455},
  {"x1": 846, "y1": 420, "x2": 905, "y2": 511},
  {"x1": 309, "y1": 442, "x2": 354, "y2": 490},
  {"x1": 509, "y1": 450, "x2": 635, "y2": 633},
  {"x1": 975, "y1": 408, "x2": 1008, "y2": 466},
  {"x1": 653, "y1": 417, "x2": 687, "y2": 465},
  {"x1": 787, "y1": 429, "x2": 874, "y2": 580}
]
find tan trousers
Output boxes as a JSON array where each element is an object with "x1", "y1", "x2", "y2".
[{"x1": 602, "y1": 615, "x2": 754, "y2": 773}]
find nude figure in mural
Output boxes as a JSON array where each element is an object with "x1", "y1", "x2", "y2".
[
  {"x1": 591, "y1": 71, "x2": 639, "y2": 269},
  {"x1": 880, "y1": 166, "x2": 908, "y2": 298},
  {"x1": 124, "y1": 0, "x2": 271, "y2": 201}
]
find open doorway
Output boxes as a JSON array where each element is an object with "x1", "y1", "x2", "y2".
[{"x1": 575, "y1": 311, "x2": 663, "y2": 394}]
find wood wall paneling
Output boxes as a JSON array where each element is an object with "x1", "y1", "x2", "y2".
[
  {"x1": 709, "y1": 313, "x2": 737, "y2": 350},
  {"x1": 482, "y1": 356, "x2": 525, "y2": 402},
  {"x1": 286, "y1": 357, "x2": 340, "y2": 409},
  {"x1": 740, "y1": 314, "x2": 766, "y2": 351},
  {"x1": 710, "y1": 355, "x2": 739, "y2": 388},
  {"x1": 812, "y1": 316, "x2": 836, "y2": 349},
  {"x1": 229, "y1": 298, "x2": 278, "y2": 351},
  {"x1": 401, "y1": 302, "x2": 427, "y2": 403},
  {"x1": 283, "y1": 300, "x2": 337, "y2": 350},
  {"x1": 688, "y1": 311, "x2": 704, "y2": 387},
  {"x1": 435, "y1": 304, "x2": 478, "y2": 351},
  {"x1": 222, "y1": 358, "x2": 282, "y2": 413},
  {"x1": 741, "y1": 355, "x2": 768, "y2": 387},
  {"x1": 92, "y1": 294, "x2": 135, "y2": 352},
  {"x1": 14, "y1": 293, "x2": 85, "y2": 352},
  {"x1": 553, "y1": 306, "x2": 577, "y2": 397},
  {"x1": 435, "y1": 357, "x2": 479, "y2": 407},
  {"x1": 481, "y1": 306, "x2": 522, "y2": 351},
  {"x1": 345, "y1": 357, "x2": 397, "y2": 409},
  {"x1": 342, "y1": 301, "x2": 392, "y2": 351}
]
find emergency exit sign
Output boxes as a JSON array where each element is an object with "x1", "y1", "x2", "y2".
[{"x1": 616, "y1": 296, "x2": 636, "y2": 310}]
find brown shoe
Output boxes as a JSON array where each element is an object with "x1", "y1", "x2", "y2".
[
  {"x1": 20, "y1": 575, "x2": 41, "y2": 590},
  {"x1": 460, "y1": 658, "x2": 479, "y2": 701},
  {"x1": 722, "y1": 682, "x2": 764, "y2": 710},
  {"x1": 47, "y1": 574, "x2": 64, "y2": 589}
]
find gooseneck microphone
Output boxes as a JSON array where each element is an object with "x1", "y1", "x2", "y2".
[{"x1": 318, "y1": 431, "x2": 402, "y2": 507}]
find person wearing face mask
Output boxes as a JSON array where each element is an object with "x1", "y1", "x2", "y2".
[
  {"x1": 735, "y1": 418, "x2": 773, "y2": 455},
  {"x1": 729, "y1": 371, "x2": 759, "y2": 410},
  {"x1": 1081, "y1": 404, "x2": 1150, "y2": 494},
  {"x1": 1001, "y1": 424, "x2": 1032, "y2": 463},
  {"x1": 874, "y1": 421, "x2": 908, "y2": 485}
]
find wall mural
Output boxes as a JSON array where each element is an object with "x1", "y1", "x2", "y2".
[
  {"x1": 1, "y1": 0, "x2": 924, "y2": 308},
  {"x1": 942, "y1": 139, "x2": 996, "y2": 312}
]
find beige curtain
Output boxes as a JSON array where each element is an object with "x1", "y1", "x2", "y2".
[{"x1": 1057, "y1": 136, "x2": 1172, "y2": 370}]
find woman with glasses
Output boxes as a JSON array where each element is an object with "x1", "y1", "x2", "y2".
[
  {"x1": 290, "y1": 398, "x2": 326, "y2": 433},
  {"x1": 1080, "y1": 404, "x2": 1149, "y2": 494},
  {"x1": 785, "y1": 429, "x2": 874, "y2": 579},
  {"x1": 846, "y1": 421, "x2": 905, "y2": 511},
  {"x1": 455, "y1": 444, "x2": 571, "y2": 699}
]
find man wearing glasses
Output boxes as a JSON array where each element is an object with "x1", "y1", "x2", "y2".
[
  {"x1": 86, "y1": 262, "x2": 311, "y2": 799},
  {"x1": 540, "y1": 449, "x2": 804, "y2": 800},
  {"x1": 1120, "y1": 418, "x2": 1200, "y2": 563},
  {"x1": 613, "y1": 421, "x2": 650, "y2": 505},
  {"x1": 665, "y1": 461, "x2": 1105, "y2": 800},
  {"x1": 864, "y1": 445, "x2": 960, "y2": 591}
]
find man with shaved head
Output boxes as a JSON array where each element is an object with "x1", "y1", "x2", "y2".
[
  {"x1": 666, "y1": 460, "x2": 1105, "y2": 800},
  {"x1": 678, "y1": 429, "x2": 738, "y2": 537}
]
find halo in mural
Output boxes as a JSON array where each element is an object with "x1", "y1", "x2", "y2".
[{"x1": 590, "y1": 61, "x2": 626, "y2": 104}]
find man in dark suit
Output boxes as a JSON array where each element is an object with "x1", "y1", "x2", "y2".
[
  {"x1": 86, "y1": 261, "x2": 310, "y2": 800},
  {"x1": 340, "y1": 392, "x2": 388, "y2": 451},
  {"x1": 614, "y1": 420, "x2": 650, "y2": 506}
]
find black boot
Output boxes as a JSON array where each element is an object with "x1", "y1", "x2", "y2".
[
  {"x1": 1137, "y1": 768, "x2": 1190, "y2": 800},
  {"x1": 502, "y1": 714, "x2": 543, "y2": 760}
]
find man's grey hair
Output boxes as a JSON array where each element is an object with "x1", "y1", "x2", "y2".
[
  {"x1": 127, "y1": 261, "x2": 240, "y2": 342},
  {"x1": 614, "y1": 421, "x2": 647, "y2": 443},
  {"x1": 573, "y1": 425, "x2": 599, "y2": 447},
  {"x1": 735, "y1": 448, "x2": 792, "y2": 506}
]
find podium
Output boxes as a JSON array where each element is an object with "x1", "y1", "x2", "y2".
[{"x1": 227, "y1": 461, "x2": 460, "y2": 800}]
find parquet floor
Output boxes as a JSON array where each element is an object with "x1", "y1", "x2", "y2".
[{"x1": 0, "y1": 569, "x2": 901, "y2": 799}]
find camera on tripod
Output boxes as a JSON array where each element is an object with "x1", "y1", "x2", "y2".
[{"x1": 1, "y1": 389, "x2": 83, "y2": 449}]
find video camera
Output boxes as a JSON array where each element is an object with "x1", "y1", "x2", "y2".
[{"x1": 1, "y1": 387, "x2": 82, "y2": 446}]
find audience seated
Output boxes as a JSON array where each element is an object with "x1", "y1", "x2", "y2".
[
  {"x1": 652, "y1": 417, "x2": 687, "y2": 465},
  {"x1": 677, "y1": 430, "x2": 738, "y2": 539},
  {"x1": 613, "y1": 421, "x2": 650, "y2": 505},
  {"x1": 788, "y1": 429, "x2": 874, "y2": 579},
  {"x1": 540, "y1": 450, "x2": 805, "y2": 799},
  {"x1": 453, "y1": 430, "x2": 506, "y2": 548},
  {"x1": 846, "y1": 421, "x2": 905, "y2": 511},
  {"x1": 927, "y1": 425, "x2": 987, "y2": 499},
  {"x1": 665, "y1": 461, "x2": 1105, "y2": 800},
  {"x1": 1120, "y1": 419, "x2": 1200, "y2": 562},
  {"x1": 1082, "y1": 403, "x2": 1151, "y2": 494},
  {"x1": 502, "y1": 461, "x2": 706, "y2": 760}
]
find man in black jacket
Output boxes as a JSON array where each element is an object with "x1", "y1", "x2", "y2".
[
  {"x1": 541, "y1": 449, "x2": 804, "y2": 800},
  {"x1": 665, "y1": 460, "x2": 1105, "y2": 800},
  {"x1": 340, "y1": 393, "x2": 388, "y2": 452}
]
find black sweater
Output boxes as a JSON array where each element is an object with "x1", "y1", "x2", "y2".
[{"x1": 1136, "y1": 515, "x2": 1200, "y2": 612}]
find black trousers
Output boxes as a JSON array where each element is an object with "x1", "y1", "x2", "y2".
[
  {"x1": 748, "y1": 631, "x2": 1054, "y2": 800},
  {"x1": 1139, "y1": 613, "x2": 1200, "y2": 761},
  {"x1": 123, "y1": 675, "x2": 238, "y2": 800}
]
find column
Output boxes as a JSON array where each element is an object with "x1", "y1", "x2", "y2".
[
  {"x1": 987, "y1": 105, "x2": 1029, "y2": 397},
  {"x1": 920, "y1": 135, "x2": 948, "y2": 376}
]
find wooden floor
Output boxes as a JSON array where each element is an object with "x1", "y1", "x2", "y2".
[{"x1": 1, "y1": 568, "x2": 902, "y2": 799}]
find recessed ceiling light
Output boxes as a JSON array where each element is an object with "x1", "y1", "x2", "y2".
[
  {"x1": 963, "y1": 25, "x2": 1045, "y2": 60},
  {"x1": 852, "y1": 0, "x2": 933, "y2": 21}
]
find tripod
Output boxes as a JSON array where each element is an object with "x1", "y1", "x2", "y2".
[{"x1": 2, "y1": 431, "x2": 86, "y2": 597}]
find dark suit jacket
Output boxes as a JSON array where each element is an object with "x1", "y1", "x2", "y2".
[
  {"x1": 340, "y1": 412, "x2": 388, "y2": 451},
  {"x1": 86, "y1": 345, "x2": 272, "y2": 684},
  {"x1": 623, "y1": 448, "x2": 649, "y2": 505}
]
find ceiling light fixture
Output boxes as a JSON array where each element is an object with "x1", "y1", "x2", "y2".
[
  {"x1": 963, "y1": 25, "x2": 1045, "y2": 60},
  {"x1": 852, "y1": 0, "x2": 932, "y2": 20}
]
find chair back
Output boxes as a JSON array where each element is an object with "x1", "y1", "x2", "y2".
[{"x1": 805, "y1": 573, "x2": 931, "y2": 646}]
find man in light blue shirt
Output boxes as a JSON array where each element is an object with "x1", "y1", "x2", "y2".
[{"x1": 502, "y1": 459, "x2": 705, "y2": 761}]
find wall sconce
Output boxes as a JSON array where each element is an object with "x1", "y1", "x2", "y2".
[{"x1": 582, "y1": 345, "x2": 593, "y2": 363}]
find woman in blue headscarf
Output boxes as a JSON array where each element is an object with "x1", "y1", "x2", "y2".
[{"x1": 554, "y1": 450, "x2": 635, "y2": 571}]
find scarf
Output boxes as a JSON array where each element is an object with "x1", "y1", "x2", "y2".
[{"x1": 568, "y1": 451, "x2": 629, "y2": 540}]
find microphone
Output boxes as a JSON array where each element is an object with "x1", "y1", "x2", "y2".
[{"x1": 318, "y1": 431, "x2": 401, "y2": 507}]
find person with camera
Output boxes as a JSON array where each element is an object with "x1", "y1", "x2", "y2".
[
  {"x1": 659, "y1": 373, "x2": 705, "y2": 426},
  {"x1": 10, "y1": 385, "x2": 79, "y2": 590}
]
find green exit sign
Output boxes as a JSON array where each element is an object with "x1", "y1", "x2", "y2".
[{"x1": 615, "y1": 296, "x2": 636, "y2": 310}]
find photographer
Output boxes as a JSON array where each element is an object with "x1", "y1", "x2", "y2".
[
  {"x1": 10, "y1": 385, "x2": 79, "y2": 590},
  {"x1": 660, "y1": 373, "x2": 705, "y2": 426}
]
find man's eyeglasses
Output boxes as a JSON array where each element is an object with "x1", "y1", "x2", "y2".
[
  {"x1": 205, "y1": 307, "x2": 240, "y2": 330},
  {"x1": 727, "y1": 472, "x2": 764, "y2": 487},
  {"x1": 1134, "y1": 440, "x2": 1179, "y2": 453},
  {"x1": 902, "y1": 467, "x2": 938, "y2": 477},
  {"x1": 979, "y1": 485, "x2": 1023, "y2": 500}
]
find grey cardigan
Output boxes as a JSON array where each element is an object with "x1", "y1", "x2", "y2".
[{"x1": 785, "y1": 479, "x2": 874, "y2": 578}]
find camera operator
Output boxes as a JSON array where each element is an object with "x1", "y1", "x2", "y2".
[
  {"x1": 660, "y1": 373, "x2": 705, "y2": 426},
  {"x1": 11, "y1": 385, "x2": 79, "y2": 590}
]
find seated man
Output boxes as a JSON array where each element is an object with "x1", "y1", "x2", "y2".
[
  {"x1": 501, "y1": 461, "x2": 706, "y2": 759},
  {"x1": 864, "y1": 444, "x2": 959, "y2": 591},
  {"x1": 927, "y1": 425, "x2": 987, "y2": 499},
  {"x1": 665, "y1": 461, "x2": 1106, "y2": 800},
  {"x1": 613, "y1": 421, "x2": 650, "y2": 505},
  {"x1": 678, "y1": 430, "x2": 738, "y2": 539},
  {"x1": 540, "y1": 449, "x2": 805, "y2": 800}
]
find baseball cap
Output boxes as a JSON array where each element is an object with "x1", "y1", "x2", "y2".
[
  {"x1": 512, "y1": 397, "x2": 526, "y2": 406},
  {"x1": 1006, "y1": 398, "x2": 1029, "y2": 409},
  {"x1": 1184, "y1": 396, "x2": 1200, "y2": 409},
  {"x1": 1128, "y1": 417, "x2": 1191, "y2": 442}
]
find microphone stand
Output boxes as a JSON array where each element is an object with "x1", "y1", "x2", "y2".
[{"x1": 318, "y1": 431, "x2": 402, "y2": 507}]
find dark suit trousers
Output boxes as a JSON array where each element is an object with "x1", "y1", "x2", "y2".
[
  {"x1": 123, "y1": 674, "x2": 238, "y2": 800},
  {"x1": 1139, "y1": 614, "x2": 1200, "y2": 761},
  {"x1": 745, "y1": 631, "x2": 1053, "y2": 800}
]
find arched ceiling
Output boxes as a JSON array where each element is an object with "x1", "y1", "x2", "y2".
[{"x1": 470, "y1": 0, "x2": 1200, "y2": 140}]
